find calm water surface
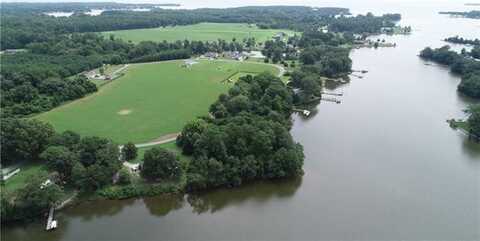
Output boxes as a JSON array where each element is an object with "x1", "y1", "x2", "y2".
[{"x1": 3, "y1": 1, "x2": 480, "y2": 240}]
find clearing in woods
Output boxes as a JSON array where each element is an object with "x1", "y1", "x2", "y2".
[
  {"x1": 35, "y1": 59, "x2": 279, "y2": 144},
  {"x1": 101, "y1": 22, "x2": 298, "y2": 43}
]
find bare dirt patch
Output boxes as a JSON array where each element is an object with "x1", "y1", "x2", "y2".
[{"x1": 117, "y1": 109, "x2": 132, "y2": 115}]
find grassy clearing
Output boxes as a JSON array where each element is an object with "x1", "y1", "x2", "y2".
[
  {"x1": 449, "y1": 119, "x2": 469, "y2": 132},
  {"x1": 102, "y1": 23, "x2": 297, "y2": 44},
  {"x1": 2, "y1": 163, "x2": 47, "y2": 193},
  {"x1": 132, "y1": 141, "x2": 187, "y2": 163},
  {"x1": 35, "y1": 60, "x2": 278, "y2": 144}
]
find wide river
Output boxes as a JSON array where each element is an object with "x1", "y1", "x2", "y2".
[{"x1": 3, "y1": 1, "x2": 480, "y2": 240}]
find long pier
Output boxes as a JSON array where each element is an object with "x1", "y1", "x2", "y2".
[
  {"x1": 321, "y1": 91, "x2": 343, "y2": 96},
  {"x1": 321, "y1": 97, "x2": 341, "y2": 104},
  {"x1": 45, "y1": 206, "x2": 57, "y2": 231}
]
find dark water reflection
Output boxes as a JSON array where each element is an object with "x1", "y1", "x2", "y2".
[
  {"x1": 3, "y1": 1, "x2": 480, "y2": 240},
  {"x1": 187, "y1": 177, "x2": 302, "y2": 214}
]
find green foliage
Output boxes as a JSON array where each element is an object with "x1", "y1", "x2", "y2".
[
  {"x1": 142, "y1": 147, "x2": 182, "y2": 181},
  {"x1": 103, "y1": 23, "x2": 294, "y2": 44},
  {"x1": 176, "y1": 119, "x2": 208, "y2": 155},
  {"x1": 49, "y1": 130, "x2": 81, "y2": 150},
  {"x1": 327, "y1": 13, "x2": 399, "y2": 33},
  {"x1": 262, "y1": 39, "x2": 298, "y2": 63},
  {"x1": 122, "y1": 142, "x2": 138, "y2": 161},
  {"x1": 298, "y1": 30, "x2": 351, "y2": 47},
  {"x1": 178, "y1": 73, "x2": 304, "y2": 191},
  {"x1": 467, "y1": 105, "x2": 480, "y2": 136},
  {"x1": 420, "y1": 45, "x2": 480, "y2": 98},
  {"x1": 118, "y1": 169, "x2": 132, "y2": 185},
  {"x1": 444, "y1": 36, "x2": 480, "y2": 46},
  {"x1": 299, "y1": 45, "x2": 352, "y2": 77},
  {"x1": 0, "y1": 118, "x2": 55, "y2": 165},
  {"x1": 40, "y1": 146, "x2": 78, "y2": 181},
  {"x1": 1, "y1": 5, "x2": 349, "y2": 49},
  {"x1": 471, "y1": 46, "x2": 480, "y2": 59},
  {"x1": 458, "y1": 72, "x2": 480, "y2": 98},
  {"x1": 97, "y1": 182, "x2": 182, "y2": 200},
  {"x1": 439, "y1": 10, "x2": 480, "y2": 19},
  {"x1": 1, "y1": 171, "x2": 64, "y2": 223}
]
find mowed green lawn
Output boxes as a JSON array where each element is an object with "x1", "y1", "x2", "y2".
[
  {"x1": 35, "y1": 60, "x2": 278, "y2": 144},
  {"x1": 101, "y1": 23, "x2": 297, "y2": 43}
]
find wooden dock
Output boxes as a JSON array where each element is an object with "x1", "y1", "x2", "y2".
[
  {"x1": 321, "y1": 91, "x2": 343, "y2": 96},
  {"x1": 293, "y1": 108, "x2": 311, "y2": 117},
  {"x1": 45, "y1": 206, "x2": 57, "y2": 231},
  {"x1": 321, "y1": 97, "x2": 341, "y2": 104}
]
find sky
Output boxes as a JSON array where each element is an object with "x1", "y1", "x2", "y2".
[
  {"x1": 1, "y1": 0, "x2": 476, "y2": 3},
  {"x1": 1, "y1": 0, "x2": 478, "y2": 13}
]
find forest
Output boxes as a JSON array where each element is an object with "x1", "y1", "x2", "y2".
[
  {"x1": 1, "y1": 118, "x2": 121, "y2": 222},
  {"x1": 439, "y1": 10, "x2": 480, "y2": 19},
  {"x1": 178, "y1": 73, "x2": 304, "y2": 190},
  {"x1": 420, "y1": 45, "x2": 480, "y2": 99},
  {"x1": 444, "y1": 36, "x2": 480, "y2": 46},
  {"x1": 0, "y1": 5, "x2": 348, "y2": 49}
]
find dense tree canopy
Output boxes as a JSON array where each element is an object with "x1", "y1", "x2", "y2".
[
  {"x1": 467, "y1": 105, "x2": 480, "y2": 137},
  {"x1": 1, "y1": 171, "x2": 64, "y2": 223},
  {"x1": 177, "y1": 73, "x2": 304, "y2": 190},
  {"x1": 122, "y1": 142, "x2": 138, "y2": 161},
  {"x1": 142, "y1": 147, "x2": 182, "y2": 181},
  {"x1": 0, "y1": 118, "x2": 55, "y2": 165},
  {"x1": 327, "y1": 13, "x2": 398, "y2": 34},
  {"x1": 1, "y1": 118, "x2": 121, "y2": 193},
  {"x1": 444, "y1": 36, "x2": 480, "y2": 46},
  {"x1": 1, "y1": 5, "x2": 349, "y2": 49},
  {"x1": 420, "y1": 46, "x2": 480, "y2": 98},
  {"x1": 439, "y1": 10, "x2": 480, "y2": 19}
]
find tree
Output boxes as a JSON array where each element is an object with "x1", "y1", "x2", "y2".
[
  {"x1": 71, "y1": 161, "x2": 87, "y2": 189},
  {"x1": 50, "y1": 130, "x2": 81, "y2": 150},
  {"x1": 179, "y1": 73, "x2": 305, "y2": 191},
  {"x1": 122, "y1": 142, "x2": 137, "y2": 161},
  {"x1": 72, "y1": 136, "x2": 120, "y2": 190},
  {"x1": 471, "y1": 46, "x2": 480, "y2": 59},
  {"x1": 99, "y1": 66, "x2": 105, "y2": 75},
  {"x1": 40, "y1": 146, "x2": 78, "y2": 181},
  {"x1": 176, "y1": 119, "x2": 208, "y2": 155},
  {"x1": 467, "y1": 105, "x2": 480, "y2": 137},
  {"x1": 12, "y1": 171, "x2": 64, "y2": 221},
  {"x1": 118, "y1": 168, "x2": 131, "y2": 185},
  {"x1": 1, "y1": 118, "x2": 55, "y2": 165},
  {"x1": 142, "y1": 147, "x2": 181, "y2": 181}
]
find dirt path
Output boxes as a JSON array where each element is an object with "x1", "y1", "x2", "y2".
[
  {"x1": 119, "y1": 133, "x2": 180, "y2": 149},
  {"x1": 275, "y1": 64, "x2": 285, "y2": 77},
  {"x1": 110, "y1": 64, "x2": 129, "y2": 77}
]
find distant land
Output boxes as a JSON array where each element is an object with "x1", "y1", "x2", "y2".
[{"x1": 465, "y1": 3, "x2": 480, "y2": 6}]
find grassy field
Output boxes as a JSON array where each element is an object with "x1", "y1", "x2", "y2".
[
  {"x1": 132, "y1": 141, "x2": 187, "y2": 163},
  {"x1": 102, "y1": 23, "x2": 297, "y2": 44},
  {"x1": 35, "y1": 59, "x2": 278, "y2": 144},
  {"x1": 2, "y1": 163, "x2": 47, "y2": 193}
]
